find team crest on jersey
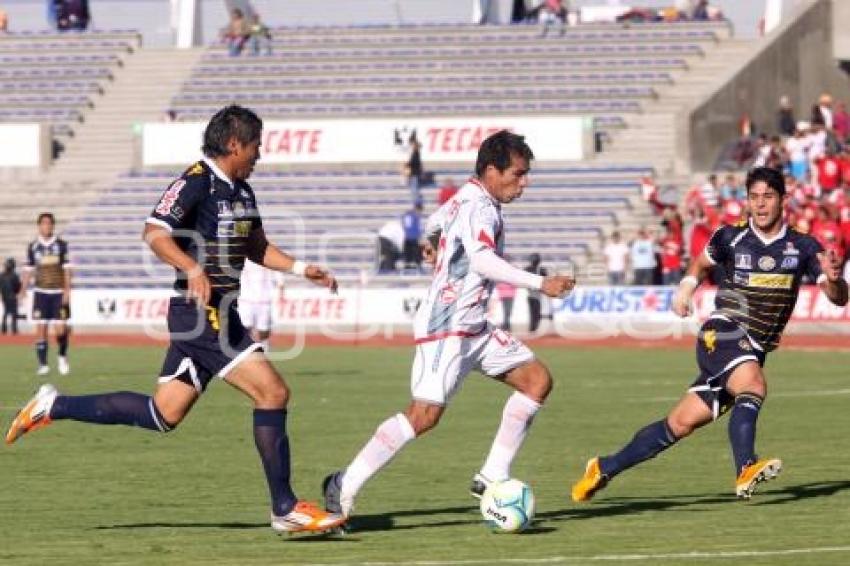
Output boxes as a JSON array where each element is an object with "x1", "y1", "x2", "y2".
[
  {"x1": 734, "y1": 253, "x2": 752, "y2": 270},
  {"x1": 783, "y1": 242, "x2": 800, "y2": 255},
  {"x1": 758, "y1": 256, "x2": 776, "y2": 271},
  {"x1": 781, "y1": 256, "x2": 799, "y2": 269},
  {"x1": 702, "y1": 329, "x2": 717, "y2": 353},
  {"x1": 439, "y1": 284, "x2": 458, "y2": 305}
]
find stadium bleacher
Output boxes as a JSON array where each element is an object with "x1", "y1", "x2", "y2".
[
  {"x1": 0, "y1": 30, "x2": 140, "y2": 142},
  {"x1": 63, "y1": 165, "x2": 653, "y2": 288}
]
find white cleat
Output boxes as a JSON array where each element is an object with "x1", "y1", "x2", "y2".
[
  {"x1": 58, "y1": 357, "x2": 70, "y2": 376},
  {"x1": 37, "y1": 365, "x2": 50, "y2": 376},
  {"x1": 270, "y1": 501, "x2": 347, "y2": 534}
]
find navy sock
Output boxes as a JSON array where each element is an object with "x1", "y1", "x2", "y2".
[
  {"x1": 728, "y1": 393, "x2": 763, "y2": 476},
  {"x1": 57, "y1": 332, "x2": 69, "y2": 357},
  {"x1": 253, "y1": 408, "x2": 297, "y2": 517},
  {"x1": 600, "y1": 419, "x2": 678, "y2": 478},
  {"x1": 36, "y1": 340, "x2": 48, "y2": 366},
  {"x1": 50, "y1": 392, "x2": 172, "y2": 432}
]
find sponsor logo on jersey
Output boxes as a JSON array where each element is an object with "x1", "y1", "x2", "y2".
[
  {"x1": 735, "y1": 253, "x2": 752, "y2": 269},
  {"x1": 758, "y1": 256, "x2": 776, "y2": 271},
  {"x1": 233, "y1": 201, "x2": 246, "y2": 218},
  {"x1": 738, "y1": 338, "x2": 753, "y2": 351},
  {"x1": 235, "y1": 221, "x2": 252, "y2": 237},
  {"x1": 217, "y1": 200, "x2": 233, "y2": 218},
  {"x1": 783, "y1": 242, "x2": 800, "y2": 255},
  {"x1": 748, "y1": 273, "x2": 793, "y2": 289},
  {"x1": 155, "y1": 179, "x2": 186, "y2": 216},
  {"x1": 734, "y1": 271, "x2": 749, "y2": 286},
  {"x1": 217, "y1": 221, "x2": 235, "y2": 237},
  {"x1": 38, "y1": 255, "x2": 60, "y2": 266},
  {"x1": 780, "y1": 256, "x2": 799, "y2": 270},
  {"x1": 169, "y1": 204, "x2": 185, "y2": 221}
]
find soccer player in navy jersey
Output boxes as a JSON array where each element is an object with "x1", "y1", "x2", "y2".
[
  {"x1": 572, "y1": 167, "x2": 848, "y2": 501},
  {"x1": 6, "y1": 105, "x2": 346, "y2": 534},
  {"x1": 20, "y1": 213, "x2": 72, "y2": 375}
]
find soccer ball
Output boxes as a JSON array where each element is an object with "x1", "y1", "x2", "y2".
[{"x1": 479, "y1": 479, "x2": 535, "y2": 533}]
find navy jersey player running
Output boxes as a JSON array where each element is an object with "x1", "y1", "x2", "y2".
[
  {"x1": 5, "y1": 106, "x2": 346, "y2": 534},
  {"x1": 572, "y1": 167, "x2": 848, "y2": 501}
]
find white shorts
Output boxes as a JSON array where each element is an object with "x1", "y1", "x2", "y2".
[
  {"x1": 238, "y1": 300, "x2": 272, "y2": 332},
  {"x1": 410, "y1": 324, "x2": 535, "y2": 405}
]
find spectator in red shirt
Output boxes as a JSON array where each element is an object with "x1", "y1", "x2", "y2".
[
  {"x1": 436, "y1": 177, "x2": 459, "y2": 206},
  {"x1": 687, "y1": 207, "x2": 713, "y2": 265},
  {"x1": 815, "y1": 149, "x2": 841, "y2": 194},
  {"x1": 659, "y1": 224, "x2": 683, "y2": 285},
  {"x1": 812, "y1": 206, "x2": 845, "y2": 260}
]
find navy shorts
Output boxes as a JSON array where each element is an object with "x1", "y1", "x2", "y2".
[
  {"x1": 158, "y1": 297, "x2": 261, "y2": 393},
  {"x1": 689, "y1": 316, "x2": 766, "y2": 419},
  {"x1": 31, "y1": 292, "x2": 70, "y2": 322}
]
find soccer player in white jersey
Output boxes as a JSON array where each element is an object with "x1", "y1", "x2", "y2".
[
  {"x1": 322, "y1": 130, "x2": 575, "y2": 519},
  {"x1": 239, "y1": 258, "x2": 283, "y2": 351}
]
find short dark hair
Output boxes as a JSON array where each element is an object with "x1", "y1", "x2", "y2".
[
  {"x1": 201, "y1": 105, "x2": 263, "y2": 158},
  {"x1": 37, "y1": 213, "x2": 55, "y2": 224},
  {"x1": 746, "y1": 166, "x2": 785, "y2": 196},
  {"x1": 475, "y1": 130, "x2": 534, "y2": 177}
]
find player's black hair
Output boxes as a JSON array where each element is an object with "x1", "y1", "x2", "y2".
[
  {"x1": 201, "y1": 105, "x2": 263, "y2": 158},
  {"x1": 37, "y1": 212, "x2": 55, "y2": 224},
  {"x1": 745, "y1": 166, "x2": 786, "y2": 196},
  {"x1": 475, "y1": 130, "x2": 534, "y2": 177}
]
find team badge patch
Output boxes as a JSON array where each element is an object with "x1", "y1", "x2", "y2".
[
  {"x1": 758, "y1": 256, "x2": 776, "y2": 271},
  {"x1": 702, "y1": 329, "x2": 717, "y2": 353},
  {"x1": 735, "y1": 253, "x2": 752, "y2": 269},
  {"x1": 780, "y1": 256, "x2": 799, "y2": 269}
]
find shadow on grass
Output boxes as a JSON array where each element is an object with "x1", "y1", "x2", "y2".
[{"x1": 538, "y1": 480, "x2": 850, "y2": 521}]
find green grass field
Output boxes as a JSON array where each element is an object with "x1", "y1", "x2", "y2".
[{"x1": 2, "y1": 343, "x2": 850, "y2": 565}]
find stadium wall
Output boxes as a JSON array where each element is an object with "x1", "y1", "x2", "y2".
[
  {"x1": 9, "y1": 286, "x2": 850, "y2": 338},
  {"x1": 683, "y1": 0, "x2": 850, "y2": 172}
]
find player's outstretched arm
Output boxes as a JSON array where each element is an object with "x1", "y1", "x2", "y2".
[
  {"x1": 817, "y1": 250, "x2": 849, "y2": 307},
  {"x1": 143, "y1": 223, "x2": 210, "y2": 306},
  {"x1": 470, "y1": 248, "x2": 573, "y2": 297},
  {"x1": 249, "y1": 228, "x2": 338, "y2": 294},
  {"x1": 672, "y1": 249, "x2": 714, "y2": 317}
]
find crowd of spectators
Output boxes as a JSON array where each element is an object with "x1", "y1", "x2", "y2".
[{"x1": 623, "y1": 91, "x2": 850, "y2": 287}]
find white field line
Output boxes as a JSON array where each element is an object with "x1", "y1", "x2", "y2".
[{"x1": 302, "y1": 545, "x2": 850, "y2": 566}]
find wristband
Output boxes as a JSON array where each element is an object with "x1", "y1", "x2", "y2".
[
  {"x1": 291, "y1": 260, "x2": 307, "y2": 277},
  {"x1": 679, "y1": 275, "x2": 698, "y2": 290}
]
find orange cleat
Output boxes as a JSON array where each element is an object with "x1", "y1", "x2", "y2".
[
  {"x1": 571, "y1": 457, "x2": 609, "y2": 502},
  {"x1": 271, "y1": 501, "x2": 347, "y2": 534},
  {"x1": 736, "y1": 458, "x2": 782, "y2": 499},
  {"x1": 5, "y1": 384, "x2": 58, "y2": 445}
]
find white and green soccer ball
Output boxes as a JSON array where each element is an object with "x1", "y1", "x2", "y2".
[{"x1": 479, "y1": 479, "x2": 535, "y2": 533}]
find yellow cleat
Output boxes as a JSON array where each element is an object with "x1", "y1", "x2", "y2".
[
  {"x1": 735, "y1": 458, "x2": 782, "y2": 499},
  {"x1": 5, "y1": 384, "x2": 58, "y2": 445},
  {"x1": 571, "y1": 457, "x2": 609, "y2": 502},
  {"x1": 271, "y1": 501, "x2": 347, "y2": 534}
]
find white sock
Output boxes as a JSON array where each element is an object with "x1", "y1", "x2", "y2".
[
  {"x1": 479, "y1": 392, "x2": 541, "y2": 481},
  {"x1": 341, "y1": 413, "x2": 416, "y2": 502}
]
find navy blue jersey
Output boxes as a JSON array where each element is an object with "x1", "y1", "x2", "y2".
[
  {"x1": 146, "y1": 159, "x2": 262, "y2": 307},
  {"x1": 706, "y1": 220, "x2": 824, "y2": 351},
  {"x1": 26, "y1": 237, "x2": 70, "y2": 293}
]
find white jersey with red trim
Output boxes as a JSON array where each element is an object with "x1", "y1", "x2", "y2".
[{"x1": 414, "y1": 178, "x2": 503, "y2": 341}]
